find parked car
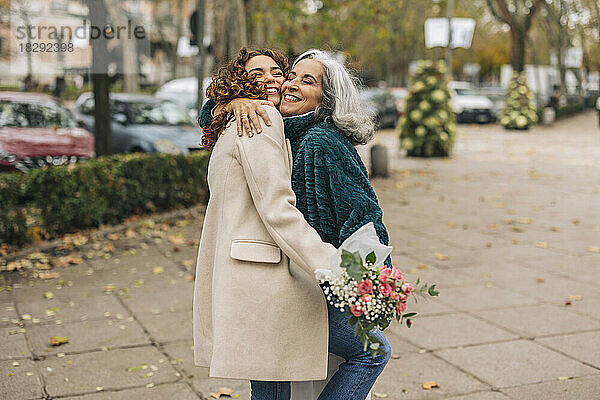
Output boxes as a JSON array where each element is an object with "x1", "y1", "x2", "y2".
[
  {"x1": 0, "y1": 91, "x2": 94, "y2": 172},
  {"x1": 72, "y1": 92, "x2": 204, "y2": 155},
  {"x1": 388, "y1": 87, "x2": 409, "y2": 116},
  {"x1": 359, "y1": 88, "x2": 398, "y2": 129},
  {"x1": 449, "y1": 81, "x2": 496, "y2": 124},
  {"x1": 155, "y1": 77, "x2": 211, "y2": 120}
]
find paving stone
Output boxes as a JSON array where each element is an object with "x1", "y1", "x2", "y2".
[
  {"x1": 135, "y1": 309, "x2": 192, "y2": 343},
  {"x1": 564, "y1": 296, "x2": 600, "y2": 321},
  {"x1": 18, "y1": 294, "x2": 132, "y2": 326},
  {"x1": 27, "y1": 317, "x2": 150, "y2": 356},
  {"x1": 118, "y1": 280, "x2": 193, "y2": 315},
  {"x1": 162, "y1": 341, "x2": 250, "y2": 399},
  {"x1": 436, "y1": 340, "x2": 596, "y2": 388},
  {"x1": 536, "y1": 331, "x2": 600, "y2": 368},
  {"x1": 475, "y1": 304, "x2": 600, "y2": 339},
  {"x1": 371, "y1": 352, "x2": 488, "y2": 399},
  {"x1": 11, "y1": 278, "x2": 105, "y2": 302},
  {"x1": 501, "y1": 374, "x2": 600, "y2": 400},
  {"x1": 0, "y1": 358, "x2": 43, "y2": 399},
  {"x1": 0, "y1": 301, "x2": 18, "y2": 326},
  {"x1": 38, "y1": 345, "x2": 179, "y2": 397},
  {"x1": 492, "y1": 273, "x2": 600, "y2": 304},
  {"x1": 60, "y1": 382, "x2": 199, "y2": 400},
  {"x1": 0, "y1": 326, "x2": 31, "y2": 359},
  {"x1": 444, "y1": 391, "x2": 510, "y2": 400},
  {"x1": 436, "y1": 285, "x2": 539, "y2": 312},
  {"x1": 392, "y1": 313, "x2": 517, "y2": 350}
]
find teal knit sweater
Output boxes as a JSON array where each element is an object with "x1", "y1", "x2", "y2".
[{"x1": 199, "y1": 101, "x2": 392, "y2": 266}]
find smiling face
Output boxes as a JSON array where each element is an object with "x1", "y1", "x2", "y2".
[
  {"x1": 244, "y1": 55, "x2": 285, "y2": 106},
  {"x1": 279, "y1": 58, "x2": 324, "y2": 117}
]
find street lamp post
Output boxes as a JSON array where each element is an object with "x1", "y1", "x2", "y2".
[{"x1": 446, "y1": 0, "x2": 454, "y2": 77}]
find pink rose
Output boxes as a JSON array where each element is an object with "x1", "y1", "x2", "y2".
[
  {"x1": 399, "y1": 293, "x2": 408, "y2": 302},
  {"x1": 390, "y1": 267, "x2": 403, "y2": 281},
  {"x1": 396, "y1": 302, "x2": 407, "y2": 314},
  {"x1": 357, "y1": 280, "x2": 373, "y2": 295},
  {"x1": 361, "y1": 294, "x2": 372, "y2": 303},
  {"x1": 389, "y1": 281, "x2": 397, "y2": 291},
  {"x1": 379, "y1": 283, "x2": 393, "y2": 297},
  {"x1": 351, "y1": 305, "x2": 364, "y2": 317},
  {"x1": 379, "y1": 267, "x2": 392, "y2": 283},
  {"x1": 401, "y1": 282, "x2": 414, "y2": 295},
  {"x1": 390, "y1": 292, "x2": 400, "y2": 300}
]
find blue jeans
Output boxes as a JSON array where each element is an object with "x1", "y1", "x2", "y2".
[{"x1": 250, "y1": 300, "x2": 392, "y2": 400}]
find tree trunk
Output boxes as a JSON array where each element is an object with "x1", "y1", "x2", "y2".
[
  {"x1": 88, "y1": 0, "x2": 112, "y2": 156},
  {"x1": 511, "y1": 27, "x2": 526, "y2": 72},
  {"x1": 104, "y1": 0, "x2": 138, "y2": 93}
]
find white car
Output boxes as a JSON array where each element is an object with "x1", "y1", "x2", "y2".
[
  {"x1": 449, "y1": 81, "x2": 496, "y2": 124},
  {"x1": 155, "y1": 77, "x2": 211, "y2": 120}
]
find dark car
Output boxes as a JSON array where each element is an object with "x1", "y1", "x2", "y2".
[
  {"x1": 72, "y1": 93, "x2": 204, "y2": 155},
  {"x1": 360, "y1": 88, "x2": 398, "y2": 129},
  {"x1": 0, "y1": 92, "x2": 95, "y2": 172}
]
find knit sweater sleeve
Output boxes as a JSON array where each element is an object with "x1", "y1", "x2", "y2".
[
  {"x1": 197, "y1": 98, "x2": 216, "y2": 129},
  {"x1": 304, "y1": 126, "x2": 392, "y2": 267}
]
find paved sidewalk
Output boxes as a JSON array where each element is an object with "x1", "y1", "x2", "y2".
[{"x1": 1, "y1": 112, "x2": 599, "y2": 399}]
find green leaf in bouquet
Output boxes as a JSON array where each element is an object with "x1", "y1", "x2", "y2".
[
  {"x1": 380, "y1": 318, "x2": 391, "y2": 331},
  {"x1": 370, "y1": 342, "x2": 380, "y2": 350},
  {"x1": 341, "y1": 250, "x2": 367, "y2": 281},
  {"x1": 365, "y1": 251, "x2": 376, "y2": 265},
  {"x1": 428, "y1": 284, "x2": 440, "y2": 297},
  {"x1": 402, "y1": 312, "x2": 417, "y2": 318},
  {"x1": 348, "y1": 316, "x2": 358, "y2": 326}
]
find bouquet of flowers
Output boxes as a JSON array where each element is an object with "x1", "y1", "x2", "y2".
[{"x1": 315, "y1": 223, "x2": 439, "y2": 358}]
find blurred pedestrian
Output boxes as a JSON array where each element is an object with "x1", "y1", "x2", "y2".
[
  {"x1": 53, "y1": 75, "x2": 66, "y2": 98},
  {"x1": 596, "y1": 96, "x2": 600, "y2": 128}
]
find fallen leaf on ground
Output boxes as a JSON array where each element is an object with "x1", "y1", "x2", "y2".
[
  {"x1": 153, "y1": 266, "x2": 164, "y2": 275},
  {"x1": 535, "y1": 241, "x2": 548, "y2": 248},
  {"x1": 517, "y1": 218, "x2": 533, "y2": 224},
  {"x1": 44, "y1": 291, "x2": 54, "y2": 299},
  {"x1": 422, "y1": 381, "x2": 440, "y2": 390},
  {"x1": 511, "y1": 227, "x2": 526, "y2": 233},
  {"x1": 566, "y1": 295, "x2": 583, "y2": 301},
  {"x1": 588, "y1": 246, "x2": 600, "y2": 253},
  {"x1": 447, "y1": 223, "x2": 456, "y2": 228},
  {"x1": 126, "y1": 364, "x2": 148, "y2": 372},
  {"x1": 536, "y1": 278, "x2": 545, "y2": 283},
  {"x1": 550, "y1": 226, "x2": 561, "y2": 232},
  {"x1": 107, "y1": 233, "x2": 120, "y2": 241},
  {"x1": 38, "y1": 272, "x2": 60, "y2": 280},
  {"x1": 418, "y1": 264, "x2": 428, "y2": 270},
  {"x1": 373, "y1": 393, "x2": 388, "y2": 398},
  {"x1": 168, "y1": 235, "x2": 186, "y2": 245},
  {"x1": 434, "y1": 252, "x2": 449, "y2": 261},
  {"x1": 210, "y1": 387, "x2": 237, "y2": 398},
  {"x1": 103, "y1": 284, "x2": 116, "y2": 294},
  {"x1": 557, "y1": 376, "x2": 573, "y2": 381},
  {"x1": 49, "y1": 336, "x2": 69, "y2": 346}
]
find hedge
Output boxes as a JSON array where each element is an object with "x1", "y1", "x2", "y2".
[{"x1": 0, "y1": 151, "x2": 210, "y2": 246}]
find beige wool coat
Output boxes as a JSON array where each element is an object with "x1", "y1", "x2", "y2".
[{"x1": 193, "y1": 106, "x2": 337, "y2": 381}]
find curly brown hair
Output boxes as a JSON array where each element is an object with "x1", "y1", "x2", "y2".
[{"x1": 201, "y1": 47, "x2": 290, "y2": 150}]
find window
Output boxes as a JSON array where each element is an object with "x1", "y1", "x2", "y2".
[{"x1": 0, "y1": 101, "x2": 76, "y2": 128}]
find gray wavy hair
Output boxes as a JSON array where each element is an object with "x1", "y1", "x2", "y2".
[{"x1": 293, "y1": 49, "x2": 376, "y2": 145}]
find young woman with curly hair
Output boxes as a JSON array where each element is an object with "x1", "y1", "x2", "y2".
[
  {"x1": 193, "y1": 47, "x2": 338, "y2": 400},
  {"x1": 198, "y1": 49, "x2": 393, "y2": 400}
]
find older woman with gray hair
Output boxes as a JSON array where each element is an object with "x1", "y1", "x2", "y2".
[{"x1": 198, "y1": 49, "x2": 392, "y2": 400}]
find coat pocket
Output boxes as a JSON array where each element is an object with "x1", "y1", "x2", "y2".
[{"x1": 230, "y1": 240, "x2": 282, "y2": 264}]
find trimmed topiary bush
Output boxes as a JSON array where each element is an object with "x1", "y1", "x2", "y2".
[
  {"x1": 500, "y1": 71, "x2": 538, "y2": 130},
  {"x1": 0, "y1": 151, "x2": 210, "y2": 245},
  {"x1": 398, "y1": 60, "x2": 457, "y2": 157}
]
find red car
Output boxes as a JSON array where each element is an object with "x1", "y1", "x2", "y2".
[{"x1": 0, "y1": 92, "x2": 94, "y2": 172}]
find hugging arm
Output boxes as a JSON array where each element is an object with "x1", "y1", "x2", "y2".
[{"x1": 198, "y1": 98, "x2": 273, "y2": 137}]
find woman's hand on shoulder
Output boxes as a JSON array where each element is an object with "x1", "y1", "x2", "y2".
[{"x1": 225, "y1": 98, "x2": 274, "y2": 137}]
